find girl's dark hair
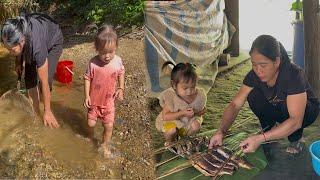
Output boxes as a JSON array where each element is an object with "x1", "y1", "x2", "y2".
[
  {"x1": 94, "y1": 24, "x2": 118, "y2": 51},
  {"x1": 162, "y1": 61, "x2": 197, "y2": 87},
  {"x1": 249, "y1": 35, "x2": 290, "y2": 65}
]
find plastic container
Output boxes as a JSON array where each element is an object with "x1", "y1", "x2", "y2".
[
  {"x1": 56, "y1": 60, "x2": 74, "y2": 84},
  {"x1": 292, "y1": 20, "x2": 305, "y2": 69},
  {"x1": 310, "y1": 140, "x2": 320, "y2": 176}
]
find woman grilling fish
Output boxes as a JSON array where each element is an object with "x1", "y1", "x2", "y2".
[{"x1": 209, "y1": 35, "x2": 319, "y2": 154}]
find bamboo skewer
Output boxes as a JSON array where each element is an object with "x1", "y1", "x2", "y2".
[
  {"x1": 190, "y1": 173, "x2": 203, "y2": 180},
  {"x1": 156, "y1": 162, "x2": 193, "y2": 179},
  {"x1": 154, "y1": 137, "x2": 194, "y2": 155},
  {"x1": 230, "y1": 116, "x2": 252, "y2": 130},
  {"x1": 155, "y1": 155, "x2": 180, "y2": 168},
  {"x1": 154, "y1": 141, "x2": 181, "y2": 154},
  {"x1": 212, "y1": 125, "x2": 272, "y2": 179}
]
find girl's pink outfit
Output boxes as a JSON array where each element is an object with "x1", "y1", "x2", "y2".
[{"x1": 84, "y1": 55, "x2": 125, "y2": 123}]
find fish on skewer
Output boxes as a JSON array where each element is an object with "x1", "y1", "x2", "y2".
[
  {"x1": 201, "y1": 153, "x2": 236, "y2": 170},
  {"x1": 191, "y1": 153, "x2": 234, "y2": 176},
  {"x1": 209, "y1": 149, "x2": 239, "y2": 169},
  {"x1": 215, "y1": 147, "x2": 253, "y2": 170},
  {"x1": 156, "y1": 136, "x2": 255, "y2": 178}
]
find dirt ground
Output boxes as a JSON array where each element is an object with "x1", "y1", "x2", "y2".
[{"x1": 0, "y1": 30, "x2": 155, "y2": 179}]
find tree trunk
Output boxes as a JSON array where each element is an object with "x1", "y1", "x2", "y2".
[
  {"x1": 303, "y1": 0, "x2": 320, "y2": 98},
  {"x1": 224, "y1": 0, "x2": 239, "y2": 57}
]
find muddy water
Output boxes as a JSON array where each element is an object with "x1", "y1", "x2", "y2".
[
  {"x1": 0, "y1": 47, "x2": 120, "y2": 178},
  {"x1": 0, "y1": 100, "x2": 31, "y2": 148},
  {"x1": 0, "y1": 47, "x2": 16, "y2": 95},
  {"x1": 34, "y1": 83, "x2": 99, "y2": 166},
  {"x1": 33, "y1": 124, "x2": 97, "y2": 165}
]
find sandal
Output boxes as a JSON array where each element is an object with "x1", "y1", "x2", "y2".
[{"x1": 286, "y1": 140, "x2": 305, "y2": 154}]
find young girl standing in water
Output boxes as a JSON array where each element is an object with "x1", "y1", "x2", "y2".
[
  {"x1": 156, "y1": 62, "x2": 207, "y2": 145},
  {"x1": 84, "y1": 25, "x2": 125, "y2": 157}
]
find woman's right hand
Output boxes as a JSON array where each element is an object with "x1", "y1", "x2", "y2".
[
  {"x1": 208, "y1": 130, "x2": 224, "y2": 149},
  {"x1": 84, "y1": 97, "x2": 91, "y2": 108}
]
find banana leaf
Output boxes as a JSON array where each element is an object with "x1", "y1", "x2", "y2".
[{"x1": 156, "y1": 133, "x2": 268, "y2": 180}]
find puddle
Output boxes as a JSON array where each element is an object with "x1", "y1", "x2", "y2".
[
  {"x1": 0, "y1": 99, "x2": 31, "y2": 148},
  {"x1": 33, "y1": 125, "x2": 98, "y2": 166}
]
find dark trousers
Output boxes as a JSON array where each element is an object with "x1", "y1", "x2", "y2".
[{"x1": 247, "y1": 88, "x2": 319, "y2": 142}]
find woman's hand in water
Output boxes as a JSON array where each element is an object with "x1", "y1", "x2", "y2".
[
  {"x1": 43, "y1": 110, "x2": 60, "y2": 128},
  {"x1": 208, "y1": 129, "x2": 224, "y2": 149},
  {"x1": 115, "y1": 88, "x2": 124, "y2": 101},
  {"x1": 239, "y1": 134, "x2": 264, "y2": 153},
  {"x1": 84, "y1": 97, "x2": 91, "y2": 108},
  {"x1": 181, "y1": 108, "x2": 194, "y2": 118}
]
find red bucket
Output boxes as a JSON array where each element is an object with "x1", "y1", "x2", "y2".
[{"x1": 56, "y1": 60, "x2": 74, "y2": 83}]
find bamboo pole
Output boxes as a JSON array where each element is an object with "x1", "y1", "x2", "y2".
[
  {"x1": 155, "y1": 155, "x2": 180, "y2": 168},
  {"x1": 156, "y1": 162, "x2": 193, "y2": 179},
  {"x1": 190, "y1": 173, "x2": 203, "y2": 180}
]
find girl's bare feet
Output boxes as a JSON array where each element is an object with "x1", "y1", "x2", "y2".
[{"x1": 99, "y1": 143, "x2": 112, "y2": 158}]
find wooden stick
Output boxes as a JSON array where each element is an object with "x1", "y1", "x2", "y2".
[
  {"x1": 231, "y1": 116, "x2": 251, "y2": 129},
  {"x1": 154, "y1": 148, "x2": 167, "y2": 155},
  {"x1": 261, "y1": 140, "x2": 278, "y2": 145},
  {"x1": 211, "y1": 152, "x2": 233, "y2": 179},
  {"x1": 155, "y1": 155, "x2": 180, "y2": 168},
  {"x1": 190, "y1": 173, "x2": 203, "y2": 180},
  {"x1": 212, "y1": 126, "x2": 272, "y2": 179},
  {"x1": 154, "y1": 142, "x2": 179, "y2": 154},
  {"x1": 156, "y1": 162, "x2": 192, "y2": 179},
  {"x1": 154, "y1": 138, "x2": 189, "y2": 155}
]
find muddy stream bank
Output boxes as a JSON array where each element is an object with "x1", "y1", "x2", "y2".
[{"x1": 0, "y1": 36, "x2": 155, "y2": 179}]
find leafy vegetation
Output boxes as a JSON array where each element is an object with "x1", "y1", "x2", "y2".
[
  {"x1": 290, "y1": 0, "x2": 303, "y2": 20},
  {"x1": 1, "y1": 0, "x2": 144, "y2": 27},
  {"x1": 0, "y1": 0, "x2": 38, "y2": 24},
  {"x1": 37, "y1": 0, "x2": 145, "y2": 27}
]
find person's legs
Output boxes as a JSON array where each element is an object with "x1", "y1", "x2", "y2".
[
  {"x1": 25, "y1": 60, "x2": 41, "y2": 115},
  {"x1": 164, "y1": 128, "x2": 177, "y2": 144},
  {"x1": 47, "y1": 44, "x2": 63, "y2": 90},
  {"x1": 247, "y1": 88, "x2": 282, "y2": 132},
  {"x1": 27, "y1": 86, "x2": 41, "y2": 115},
  {"x1": 187, "y1": 120, "x2": 201, "y2": 136},
  {"x1": 102, "y1": 122, "x2": 114, "y2": 157},
  {"x1": 286, "y1": 100, "x2": 319, "y2": 153},
  {"x1": 87, "y1": 119, "x2": 96, "y2": 141},
  {"x1": 87, "y1": 108, "x2": 98, "y2": 142},
  {"x1": 287, "y1": 100, "x2": 319, "y2": 142}
]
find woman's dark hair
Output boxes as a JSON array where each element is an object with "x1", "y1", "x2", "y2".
[
  {"x1": 162, "y1": 61, "x2": 197, "y2": 87},
  {"x1": 1, "y1": 13, "x2": 55, "y2": 64},
  {"x1": 1, "y1": 14, "x2": 29, "y2": 47},
  {"x1": 94, "y1": 24, "x2": 118, "y2": 51},
  {"x1": 249, "y1": 35, "x2": 290, "y2": 65}
]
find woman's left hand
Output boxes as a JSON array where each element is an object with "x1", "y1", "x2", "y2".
[
  {"x1": 239, "y1": 134, "x2": 264, "y2": 153},
  {"x1": 115, "y1": 89, "x2": 124, "y2": 101},
  {"x1": 43, "y1": 110, "x2": 60, "y2": 128}
]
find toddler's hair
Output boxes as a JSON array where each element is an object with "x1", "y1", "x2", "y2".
[
  {"x1": 162, "y1": 61, "x2": 197, "y2": 87},
  {"x1": 94, "y1": 24, "x2": 118, "y2": 51}
]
